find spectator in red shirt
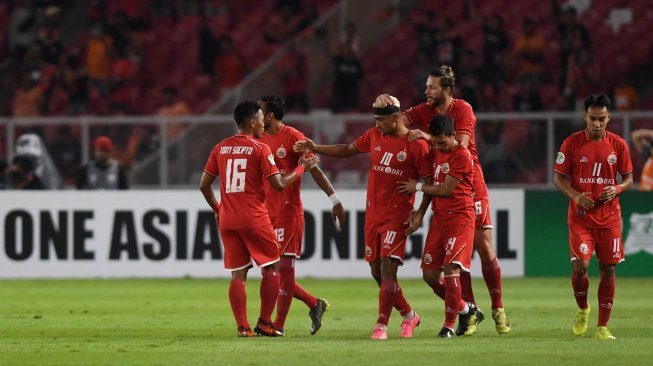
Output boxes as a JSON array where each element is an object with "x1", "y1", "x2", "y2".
[
  {"x1": 276, "y1": 41, "x2": 309, "y2": 113},
  {"x1": 109, "y1": 44, "x2": 140, "y2": 114},
  {"x1": 214, "y1": 36, "x2": 245, "y2": 89}
]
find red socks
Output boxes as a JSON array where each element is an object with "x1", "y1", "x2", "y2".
[
  {"x1": 259, "y1": 269, "x2": 280, "y2": 324},
  {"x1": 294, "y1": 283, "x2": 318, "y2": 309},
  {"x1": 598, "y1": 274, "x2": 615, "y2": 326},
  {"x1": 460, "y1": 270, "x2": 476, "y2": 305},
  {"x1": 394, "y1": 285, "x2": 412, "y2": 317},
  {"x1": 444, "y1": 275, "x2": 466, "y2": 329},
  {"x1": 229, "y1": 279, "x2": 249, "y2": 329},
  {"x1": 429, "y1": 277, "x2": 446, "y2": 300},
  {"x1": 571, "y1": 274, "x2": 589, "y2": 309},
  {"x1": 482, "y1": 258, "x2": 503, "y2": 309},
  {"x1": 377, "y1": 280, "x2": 397, "y2": 325},
  {"x1": 273, "y1": 260, "x2": 295, "y2": 330}
]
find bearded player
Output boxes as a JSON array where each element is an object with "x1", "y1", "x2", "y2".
[
  {"x1": 294, "y1": 95, "x2": 432, "y2": 340},
  {"x1": 258, "y1": 95, "x2": 345, "y2": 336}
]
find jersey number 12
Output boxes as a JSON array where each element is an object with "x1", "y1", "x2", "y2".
[{"x1": 225, "y1": 158, "x2": 247, "y2": 193}]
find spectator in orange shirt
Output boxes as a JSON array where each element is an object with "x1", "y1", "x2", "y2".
[
  {"x1": 86, "y1": 22, "x2": 114, "y2": 96},
  {"x1": 614, "y1": 77, "x2": 638, "y2": 112},
  {"x1": 214, "y1": 36, "x2": 245, "y2": 89},
  {"x1": 631, "y1": 129, "x2": 653, "y2": 191},
  {"x1": 514, "y1": 18, "x2": 544, "y2": 85},
  {"x1": 13, "y1": 71, "x2": 43, "y2": 117},
  {"x1": 109, "y1": 44, "x2": 140, "y2": 114},
  {"x1": 157, "y1": 86, "x2": 191, "y2": 140}
]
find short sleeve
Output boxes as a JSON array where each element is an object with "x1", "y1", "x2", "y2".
[
  {"x1": 260, "y1": 143, "x2": 280, "y2": 178},
  {"x1": 454, "y1": 102, "x2": 475, "y2": 137},
  {"x1": 554, "y1": 137, "x2": 572, "y2": 175},
  {"x1": 404, "y1": 104, "x2": 429, "y2": 131},
  {"x1": 203, "y1": 145, "x2": 219, "y2": 177},
  {"x1": 413, "y1": 140, "x2": 433, "y2": 178},
  {"x1": 354, "y1": 128, "x2": 373, "y2": 153},
  {"x1": 617, "y1": 138, "x2": 634, "y2": 175}
]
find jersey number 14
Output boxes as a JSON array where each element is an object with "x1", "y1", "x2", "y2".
[{"x1": 225, "y1": 158, "x2": 247, "y2": 193}]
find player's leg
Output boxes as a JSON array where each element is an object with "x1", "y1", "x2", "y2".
[
  {"x1": 221, "y1": 229, "x2": 255, "y2": 337},
  {"x1": 594, "y1": 227, "x2": 622, "y2": 340},
  {"x1": 422, "y1": 220, "x2": 446, "y2": 299},
  {"x1": 441, "y1": 263, "x2": 469, "y2": 337},
  {"x1": 373, "y1": 256, "x2": 400, "y2": 339},
  {"x1": 569, "y1": 224, "x2": 593, "y2": 336},
  {"x1": 273, "y1": 255, "x2": 297, "y2": 332}
]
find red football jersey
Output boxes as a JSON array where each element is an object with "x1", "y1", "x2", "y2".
[
  {"x1": 554, "y1": 130, "x2": 633, "y2": 228},
  {"x1": 404, "y1": 99, "x2": 488, "y2": 200},
  {"x1": 259, "y1": 125, "x2": 309, "y2": 217},
  {"x1": 204, "y1": 134, "x2": 280, "y2": 229},
  {"x1": 354, "y1": 127, "x2": 433, "y2": 221},
  {"x1": 430, "y1": 144, "x2": 475, "y2": 226}
]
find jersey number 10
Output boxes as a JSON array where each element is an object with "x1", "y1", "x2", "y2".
[{"x1": 225, "y1": 158, "x2": 247, "y2": 193}]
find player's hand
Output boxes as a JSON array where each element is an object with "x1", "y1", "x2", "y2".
[
  {"x1": 407, "y1": 129, "x2": 428, "y2": 142},
  {"x1": 573, "y1": 192, "x2": 595, "y2": 209},
  {"x1": 397, "y1": 179, "x2": 417, "y2": 194},
  {"x1": 299, "y1": 151, "x2": 319, "y2": 170},
  {"x1": 598, "y1": 185, "x2": 619, "y2": 202},
  {"x1": 404, "y1": 211, "x2": 424, "y2": 235},
  {"x1": 374, "y1": 94, "x2": 395, "y2": 107},
  {"x1": 332, "y1": 203, "x2": 345, "y2": 229},
  {"x1": 293, "y1": 137, "x2": 317, "y2": 153}
]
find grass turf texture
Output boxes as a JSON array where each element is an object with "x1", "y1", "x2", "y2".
[{"x1": 1, "y1": 278, "x2": 652, "y2": 365}]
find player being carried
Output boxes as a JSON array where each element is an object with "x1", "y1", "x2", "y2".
[
  {"x1": 294, "y1": 95, "x2": 432, "y2": 340},
  {"x1": 376, "y1": 65, "x2": 510, "y2": 335},
  {"x1": 398, "y1": 114, "x2": 483, "y2": 338},
  {"x1": 258, "y1": 95, "x2": 345, "y2": 336},
  {"x1": 554, "y1": 95, "x2": 633, "y2": 340},
  {"x1": 200, "y1": 100, "x2": 318, "y2": 337}
]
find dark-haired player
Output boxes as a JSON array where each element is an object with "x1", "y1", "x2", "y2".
[
  {"x1": 294, "y1": 95, "x2": 432, "y2": 340},
  {"x1": 199, "y1": 100, "x2": 318, "y2": 337},
  {"x1": 554, "y1": 94, "x2": 633, "y2": 340},
  {"x1": 258, "y1": 95, "x2": 345, "y2": 335}
]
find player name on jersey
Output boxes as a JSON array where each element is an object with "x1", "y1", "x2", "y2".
[{"x1": 220, "y1": 146, "x2": 254, "y2": 155}]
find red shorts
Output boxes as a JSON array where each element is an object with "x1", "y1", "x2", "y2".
[
  {"x1": 220, "y1": 223, "x2": 280, "y2": 271},
  {"x1": 270, "y1": 215, "x2": 304, "y2": 258},
  {"x1": 422, "y1": 221, "x2": 474, "y2": 272},
  {"x1": 568, "y1": 224, "x2": 624, "y2": 264},
  {"x1": 364, "y1": 216, "x2": 410, "y2": 264},
  {"x1": 474, "y1": 197, "x2": 493, "y2": 230}
]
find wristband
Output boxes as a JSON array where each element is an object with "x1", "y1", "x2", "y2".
[
  {"x1": 615, "y1": 185, "x2": 622, "y2": 195},
  {"x1": 295, "y1": 166, "x2": 305, "y2": 176},
  {"x1": 329, "y1": 193, "x2": 342, "y2": 206},
  {"x1": 415, "y1": 182, "x2": 424, "y2": 192}
]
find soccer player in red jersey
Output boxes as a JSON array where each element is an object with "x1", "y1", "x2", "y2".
[
  {"x1": 293, "y1": 95, "x2": 432, "y2": 339},
  {"x1": 376, "y1": 65, "x2": 511, "y2": 334},
  {"x1": 553, "y1": 95, "x2": 633, "y2": 340},
  {"x1": 258, "y1": 95, "x2": 345, "y2": 335},
  {"x1": 199, "y1": 100, "x2": 318, "y2": 338},
  {"x1": 398, "y1": 114, "x2": 483, "y2": 338}
]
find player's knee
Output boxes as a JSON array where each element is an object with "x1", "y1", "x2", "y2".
[
  {"x1": 598, "y1": 262, "x2": 616, "y2": 276},
  {"x1": 572, "y1": 266, "x2": 588, "y2": 277},
  {"x1": 422, "y1": 271, "x2": 436, "y2": 287}
]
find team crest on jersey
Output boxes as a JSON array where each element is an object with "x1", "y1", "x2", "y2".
[
  {"x1": 276, "y1": 146, "x2": 287, "y2": 158},
  {"x1": 579, "y1": 242, "x2": 589, "y2": 254},
  {"x1": 397, "y1": 151, "x2": 407, "y2": 162},
  {"x1": 441, "y1": 163, "x2": 450, "y2": 174},
  {"x1": 424, "y1": 254, "x2": 432, "y2": 264},
  {"x1": 267, "y1": 154, "x2": 276, "y2": 165},
  {"x1": 365, "y1": 246, "x2": 373, "y2": 257},
  {"x1": 607, "y1": 154, "x2": 617, "y2": 165},
  {"x1": 556, "y1": 152, "x2": 565, "y2": 164}
]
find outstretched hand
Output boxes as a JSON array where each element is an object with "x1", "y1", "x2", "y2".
[
  {"x1": 293, "y1": 137, "x2": 317, "y2": 153},
  {"x1": 299, "y1": 151, "x2": 319, "y2": 170}
]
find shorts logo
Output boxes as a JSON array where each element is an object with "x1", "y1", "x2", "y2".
[
  {"x1": 276, "y1": 146, "x2": 287, "y2": 158},
  {"x1": 441, "y1": 163, "x2": 449, "y2": 174},
  {"x1": 579, "y1": 242, "x2": 589, "y2": 254},
  {"x1": 556, "y1": 152, "x2": 565, "y2": 164},
  {"x1": 365, "y1": 246, "x2": 373, "y2": 257},
  {"x1": 424, "y1": 254, "x2": 432, "y2": 264},
  {"x1": 607, "y1": 154, "x2": 617, "y2": 165},
  {"x1": 267, "y1": 154, "x2": 276, "y2": 165},
  {"x1": 397, "y1": 151, "x2": 407, "y2": 162}
]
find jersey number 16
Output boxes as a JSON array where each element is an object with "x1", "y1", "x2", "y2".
[{"x1": 225, "y1": 158, "x2": 247, "y2": 193}]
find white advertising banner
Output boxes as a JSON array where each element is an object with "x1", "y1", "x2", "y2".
[{"x1": 0, "y1": 189, "x2": 523, "y2": 278}]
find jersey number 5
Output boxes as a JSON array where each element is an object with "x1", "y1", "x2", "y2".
[{"x1": 225, "y1": 158, "x2": 247, "y2": 193}]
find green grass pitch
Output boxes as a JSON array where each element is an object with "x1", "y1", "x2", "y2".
[{"x1": 1, "y1": 277, "x2": 652, "y2": 365}]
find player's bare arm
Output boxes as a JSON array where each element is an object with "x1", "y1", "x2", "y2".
[
  {"x1": 553, "y1": 171, "x2": 595, "y2": 209},
  {"x1": 598, "y1": 172, "x2": 633, "y2": 202},
  {"x1": 630, "y1": 129, "x2": 653, "y2": 153},
  {"x1": 309, "y1": 165, "x2": 346, "y2": 228},
  {"x1": 199, "y1": 172, "x2": 220, "y2": 222},
  {"x1": 293, "y1": 137, "x2": 360, "y2": 158},
  {"x1": 405, "y1": 176, "x2": 433, "y2": 235},
  {"x1": 267, "y1": 152, "x2": 319, "y2": 191},
  {"x1": 456, "y1": 132, "x2": 471, "y2": 148},
  {"x1": 407, "y1": 129, "x2": 431, "y2": 142},
  {"x1": 397, "y1": 175, "x2": 460, "y2": 197}
]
